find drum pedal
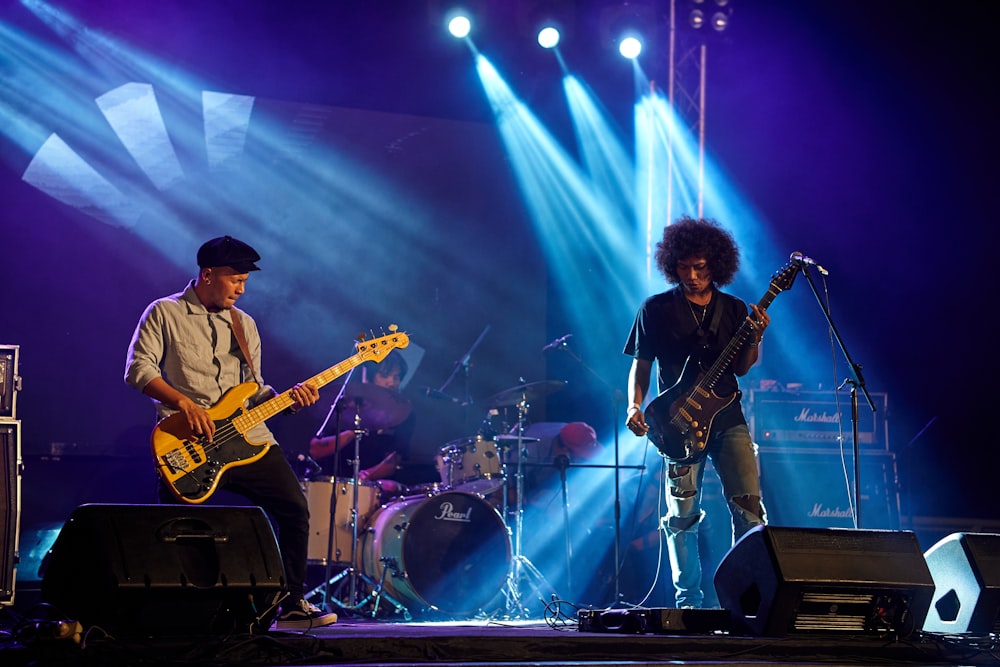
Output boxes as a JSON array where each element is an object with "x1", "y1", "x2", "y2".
[{"x1": 379, "y1": 556, "x2": 402, "y2": 575}]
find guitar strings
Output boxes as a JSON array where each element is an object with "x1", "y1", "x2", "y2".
[{"x1": 166, "y1": 335, "x2": 404, "y2": 485}]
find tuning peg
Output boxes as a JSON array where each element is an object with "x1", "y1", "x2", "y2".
[{"x1": 388, "y1": 324, "x2": 398, "y2": 333}]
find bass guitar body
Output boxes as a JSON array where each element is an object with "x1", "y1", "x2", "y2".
[{"x1": 152, "y1": 382, "x2": 267, "y2": 503}]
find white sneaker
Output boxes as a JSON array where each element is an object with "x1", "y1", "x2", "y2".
[{"x1": 274, "y1": 598, "x2": 338, "y2": 630}]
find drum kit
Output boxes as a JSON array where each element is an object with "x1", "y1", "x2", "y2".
[{"x1": 302, "y1": 378, "x2": 567, "y2": 619}]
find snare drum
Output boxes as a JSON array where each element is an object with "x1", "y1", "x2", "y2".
[
  {"x1": 301, "y1": 477, "x2": 381, "y2": 564},
  {"x1": 435, "y1": 436, "x2": 504, "y2": 495},
  {"x1": 361, "y1": 491, "x2": 511, "y2": 616},
  {"x1": 407, "y1": 481, "x2": 449, "y2": 497}
]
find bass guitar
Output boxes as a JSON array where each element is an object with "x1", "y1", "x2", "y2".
[
  {"x1": 152, "y1": 326, "x2": 409, "y2": 503},
  {"x1": 644, "y1": 264, "x2": 799, "y2": 464}
]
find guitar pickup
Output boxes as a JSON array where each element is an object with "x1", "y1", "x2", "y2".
[{"x1": 182, "y1": 438, "x2": 204, "y2": 464}]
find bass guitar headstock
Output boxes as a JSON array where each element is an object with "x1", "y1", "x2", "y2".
[{"x1": 355, "y1": 325, "x2": 409, "y2": 363}]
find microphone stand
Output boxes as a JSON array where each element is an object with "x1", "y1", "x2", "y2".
[
  {"x1": 552, "y1": 340, "x2": 628, "y2": 606},
  {"x1": 553, "y1": 454, "x2": 573, "y2": 598},
  {"x1": 438, "y1": 324, "x2": 490, "y2": 433},
  {"x1": 798, "y1": 263, "x2": 876, "y2": 528}
]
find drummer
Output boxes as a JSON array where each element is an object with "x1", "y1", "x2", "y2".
[{"x1": 309, "y1": 351, "x2": 414, "y2": 496}]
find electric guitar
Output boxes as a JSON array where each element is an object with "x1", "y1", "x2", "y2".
[
  {"x1": 644, "y1": 263, "x2": 799, "y2": 464},
  {"x1": 152, "y1": 326, "x2": 409, "y2": 503}
]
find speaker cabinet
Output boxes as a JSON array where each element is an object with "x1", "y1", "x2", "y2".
[
  {"x1": 0, "y1": 345, "x2": 19, "y2": 420},
  {"x1": 923, "y1": 532, "x2": 1000, "y2": 634},
  {"x1": 0, "y1": 422, "x2": 20, "y2": 606},
  {"x1": 41, "y1": 504, "x2": 285, "y2": 636},
  {"x1": 715, "y1": 525, "x2": 934, "y2": 637},
  {"x1": 759, "y1": 448, "x2": 900, "y2": 529}
]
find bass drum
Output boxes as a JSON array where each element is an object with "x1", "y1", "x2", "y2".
[{"x1": 362, "y1": 491, "x2": 511, "y2": 616}]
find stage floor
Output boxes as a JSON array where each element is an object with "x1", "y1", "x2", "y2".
[{"x1": 2, "y1": 598, "x2": 998, "y2": 667}]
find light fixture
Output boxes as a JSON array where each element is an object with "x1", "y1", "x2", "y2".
[
  {"x1": 599, "y1": 2, "x2": 656, "y2": 56},
  {"x1": 448, "y1": 15, "x2": 471, "y2": 39},
  {"x1": 619, "y1": 35, "x2": 642, "y2": 59},
  {"x1": 688, "y1": 0, "x2": 732, "y2": 32},
  {"x1": 710, "y1": 10, "x2": 730, "y2": 32},
  {"x1": 537, "y1": 26, "x2": 560, "y2": 49}
]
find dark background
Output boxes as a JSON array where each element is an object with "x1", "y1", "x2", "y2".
[{"x1": 2, "y1": 0, "x2": 998, "y2": 604}]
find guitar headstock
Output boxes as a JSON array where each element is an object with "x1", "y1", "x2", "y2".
[
  {"x1": 770, "y1": 261, "x2": 801, "y2": 294},
  {"x1": 356, "y1": 326, "x2": 410, "y2": 363}
]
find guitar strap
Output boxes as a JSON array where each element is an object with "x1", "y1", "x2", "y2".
[
  {"x1": 706, "y1": 294, "x2": 725, "y2": 337},
  {"x1": 229, "y1": 307, "x2": 260, "y2": 385}
]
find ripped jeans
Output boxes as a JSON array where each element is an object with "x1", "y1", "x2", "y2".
[{"x1": 661, "y1": 423, "x2": 763, "y2": 608}]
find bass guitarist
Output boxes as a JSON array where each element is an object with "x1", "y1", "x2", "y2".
[
  {"x1": 124, "y1": 235, "x2": 337, "y2": 630},
  {"x1": 622, "y1": 216, "x2": 769, "y2": 609}
]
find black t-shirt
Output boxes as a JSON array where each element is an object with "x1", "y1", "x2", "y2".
[{"x1": 623, "y1": 286, "x2": 750, "y2": 432}]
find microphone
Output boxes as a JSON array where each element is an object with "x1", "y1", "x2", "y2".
[
  {"x1": 422, "y1": 387, "x2": 455, "y2": 401},
  {"x1": 420, "y1": 387, "x2": 472, "y2": 407},
  {"x1": 789, "y1": 251, "x2": 829, "y2": 276},
  {"x1": 542, "y1": 333, "x2": 573, "y2": 352},
  {"x1": 296, "y1": 453, "x2": 322, "y2": 476}
]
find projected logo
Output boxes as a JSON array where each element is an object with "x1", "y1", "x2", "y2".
[{"x1": 21, "y1": 82, "x2": 254, "y2": 228}]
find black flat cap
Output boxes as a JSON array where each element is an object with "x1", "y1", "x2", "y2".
[{"x1": 197, "y1": 235, "x2": 261, "y2": 272}]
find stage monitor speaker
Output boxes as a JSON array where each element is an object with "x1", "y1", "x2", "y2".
[
  {"x1": 922, "y1": 532, "x2": 1000, "y2": 635},
  {"x1": 715, "y1": 525, "x2": 934, "y2": 637},
  {"x1": 41, "y1": 504, "x2": 286, "y2": 636},
  {"x1": 0, "y1": 422, "x2": 19, "y2": 606}
]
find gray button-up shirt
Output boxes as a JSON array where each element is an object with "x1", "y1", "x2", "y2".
[{"x1": 124, "y1": 280, "x2": 278, "y2": 445}]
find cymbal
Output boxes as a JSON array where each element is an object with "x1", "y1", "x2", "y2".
[
  {"x1": 487, "y1": 380, "x2": 566, "y2": 407},
  {"x1": 332, "y1": 382, "x2": 411, "y2": 430}
]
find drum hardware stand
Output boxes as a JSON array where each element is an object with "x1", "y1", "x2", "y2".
[
  {"x1": 501, "y1": 388, "x2": 559, "y2": 619},
  {"x1": 309, "y1": 370, "x2": 352, "y2": 610},
  {"x1": 310, "y1": 390, "x2": 411, "y2": 620},
  {"x1": 553, "y1": 454, "x2": 573, "y2": 599},
  {"x1": 372, "y1": 556, "x2": 411, "y2": 620}
]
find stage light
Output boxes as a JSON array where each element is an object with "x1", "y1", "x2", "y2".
[
  {"x1": 599, "y1": 2, "x2": 656, "y2": 56},
  {"x1": 448, "y1": 15, "x2": 471, "y2": 39},
  {"x1": 688, "y1": 0, "x2": 732, "y2": 33},
  {"x1": 619, "y1": 36, "x2": 642, "y2": 59},
  {"x1": 537, "y1": 26, "x2": 560, "y2": 49}
]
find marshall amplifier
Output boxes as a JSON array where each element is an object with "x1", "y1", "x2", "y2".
[
  {"x1": 749, "y1": 389, "x2": 888, "y2": 450},
  {"x1": 759, "y1": 447, "x2": 900, "y2": 530}
]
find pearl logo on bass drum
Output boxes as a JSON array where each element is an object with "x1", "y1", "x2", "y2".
[{"x1": 435, "y1": 501, "x2": 473, "y2": 523}]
